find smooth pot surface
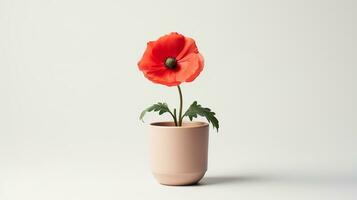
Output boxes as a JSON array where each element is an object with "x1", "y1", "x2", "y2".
[{"x1": 149, "y1": 121, "x2": 209, "y2": 186}]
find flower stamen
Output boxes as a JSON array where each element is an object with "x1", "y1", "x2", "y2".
[{"x1": 164, "y1": 57, "x2": 177, "y2": 69}]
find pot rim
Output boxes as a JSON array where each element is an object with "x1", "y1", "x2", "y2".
[{"x1": 150, "y1": 121, "x2": 209, "y2": 129}]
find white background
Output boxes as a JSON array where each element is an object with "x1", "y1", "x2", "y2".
[{"x1": 1, "y1": 0, "x2": 356, "y2": 199}]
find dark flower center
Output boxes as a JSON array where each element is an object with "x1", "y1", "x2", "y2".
[{"x1": 164, "y1": 57, "x2": 177, "y2": 69}]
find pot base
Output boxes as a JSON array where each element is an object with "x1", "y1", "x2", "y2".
[{"x1": 153, "y1": 171, "x2": 206, "y2": 186}]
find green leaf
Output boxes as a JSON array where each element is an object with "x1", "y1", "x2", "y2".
[
  {"x1": 139, "y1": 102, "x2": 172, "y2": 122},
  {"x1": 183, "y1": 101, "x2": 219, "y2": 132}
]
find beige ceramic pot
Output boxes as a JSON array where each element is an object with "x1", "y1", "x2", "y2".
[{"x1": 149, "y1": 121, "x2": 209, "y2": 186}]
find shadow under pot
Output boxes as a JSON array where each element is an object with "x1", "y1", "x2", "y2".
[{"x1": 149, "y1": 121, "x2": 209, "y2": 186}]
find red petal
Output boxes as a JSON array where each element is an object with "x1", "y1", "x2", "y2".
[
  {"x1": 176, "y1": 53, "x2": 204, "y2": 82},
  {"x1": 152, "y1": 32, "x2": 185, "y2": 62},
  {"x1": 176, "y1": 37, "x2": 199, "y2": 60},
  {"x1": 144, "y1": 69, "x2": 181, "y2": 86},
  {"x1": 138, "y1": 42, "x2": 162, "y2": 71}
]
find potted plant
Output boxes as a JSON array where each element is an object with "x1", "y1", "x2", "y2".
[{"x1": 138, "y1": 32, "x2": 219, "y2": 186}]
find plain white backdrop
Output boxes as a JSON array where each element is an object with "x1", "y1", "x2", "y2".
[{"x1": 1, "y1": 0, "x2": 356, "y2": 199}]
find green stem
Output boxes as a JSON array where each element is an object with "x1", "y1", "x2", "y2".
[
  {"x1": 177, "y1": 85, "x2": 183, "y2": 126},
  {"x1": 173, "y1": 109, "x2": 178, "y2": 126}
]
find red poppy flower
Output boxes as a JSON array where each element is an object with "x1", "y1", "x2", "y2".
[{"x1": 138, "y1": 32, "x2": 204, "y2": 86}]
